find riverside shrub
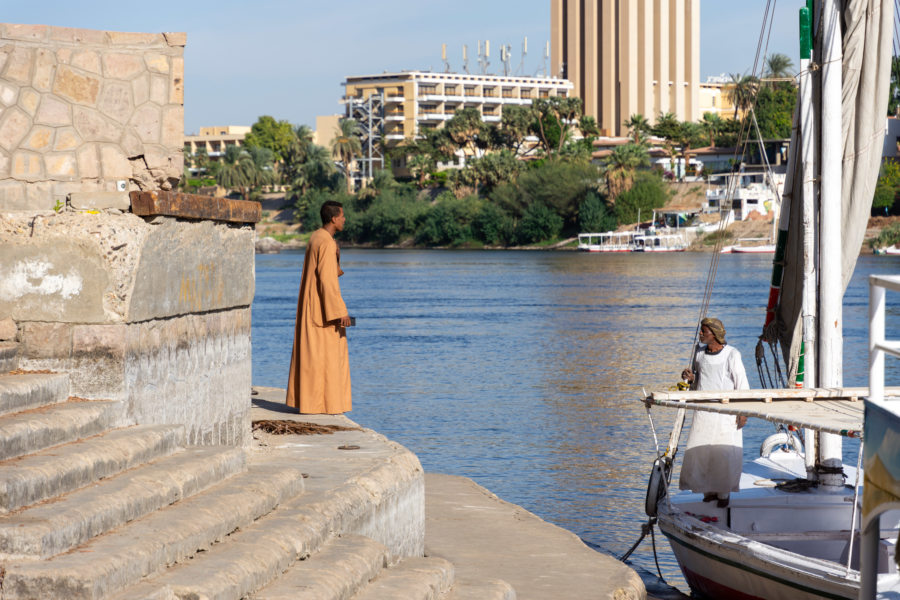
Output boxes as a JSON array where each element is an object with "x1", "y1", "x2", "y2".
[
  {"x1": 417, "y1": 193, "x2": 480, "y2": 246},
  {"x1": 517, "y1": 201, "x2": 563, "y2": 244},
  {"x1": 578, "y1": 192, "x2": 617, "y2": 232},
  {"x1": 472, "y1": 202, "x2": 516, "y2": 246},
  {"x1": 614, "y1": 172, "x2": 669, "y2": 225}
]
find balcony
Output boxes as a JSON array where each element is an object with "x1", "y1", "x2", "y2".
[{"x1": 385, "y1": 94, "x2": 405, "y2": 103}]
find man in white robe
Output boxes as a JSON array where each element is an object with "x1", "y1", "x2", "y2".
[{"x1": 679, "y1": 317, "x2": 749, "y2": 507}]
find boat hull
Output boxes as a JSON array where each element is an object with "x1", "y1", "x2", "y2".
[{"x1": 659, "y1": 510, "x2": 859, "y2": 600}]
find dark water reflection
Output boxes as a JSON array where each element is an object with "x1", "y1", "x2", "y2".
[{"x1": 252, "y1": 249, "x2": 900, "y2": 594}]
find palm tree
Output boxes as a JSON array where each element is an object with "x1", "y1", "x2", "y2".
[
  {"x1": 765, "y1": 53, "x2": 795, "y2": 79},
  {"x1": 725, "y1": 73, "x2": 759, "y2": 119},
  {"x1": 700, "y1": 112, "x2": 725, "y2": 147},
  {"x1": 217, "y1": 145, "x2": 255, "y2": 200},
  {"x1": 623, "y1": 114, "x2": 651, "y2": 144},
  {"x1": 246, "y1": 145, "x2": 276, "y2": 191},
  {"x1": 603, "y1": 143, "x2": 649, "y2": 201},
  {"x1": 331, "y1": 118, "x2": 362, "y2": 193},
  {"x1": 407, "y1": 153, "x2": 433, "y2": 189}
]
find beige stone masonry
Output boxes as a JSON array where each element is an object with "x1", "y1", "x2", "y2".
[{"x1": 0, "y1": 23, "x2": 185, "y2": 211}]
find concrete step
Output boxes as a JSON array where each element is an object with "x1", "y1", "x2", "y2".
[
  {"x1": 2, "y1": 462, "x2": 305, "y2": 600},
  {"x1": 350, "y1": 557, "x2": 454, "y2": 600},
  {"x1": 0, "y1": 399, "x2": 123, "y2": 462},
  {"x1": 0, "y1": 341, "x2": 19, "y2": 372},
  {"x1": 252, "y1": 534, "x2": 389, "y2": 600},
  {"x1": 0, "y1": 372, "x2": 69, "y2": 417},
  {"x1": 107, "y1": 500, "x2": 381, "y2": 600},
  {"x1": 0, "y1": 446, "x2": 245, "y2": 560},
  {"x1": 0, "y1": 424, "x2": 184, "y2": 513},
  {"x1": 442, "y1": 578, "x2": 516, "y2": 600}
]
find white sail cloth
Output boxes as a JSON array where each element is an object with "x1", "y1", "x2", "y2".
[
  {"x1": 775, "y1": 0, "x2": 894, "y2": 381},
  {"x1": 680, "y1": 345, "x2": 750, "y2": 495}
]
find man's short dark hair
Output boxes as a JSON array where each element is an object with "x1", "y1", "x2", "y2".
[{"x1": 320, "y1": 201, "x2": 343, "y2": 225}]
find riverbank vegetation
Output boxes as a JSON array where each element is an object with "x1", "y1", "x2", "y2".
[{"x1": 184, "y1": 58, "x2": 807, "y2": 248}]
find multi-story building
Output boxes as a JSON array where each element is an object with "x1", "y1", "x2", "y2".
[
  {"x1": 550, "y1": 0, "x2": 700, "y2": 136},
  {"x1": 184, "y1": 125, "x2": 251, "y2": 159},
  {"x1": 342, "y1": 71, "x2": 574, "y2": 180}
]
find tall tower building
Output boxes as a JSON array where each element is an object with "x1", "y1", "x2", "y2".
[{"x1": 551, "y1": 0, "x2": 700, "y2": 136}]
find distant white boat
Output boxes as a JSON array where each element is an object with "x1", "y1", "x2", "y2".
[
  {"x1": 577, "y1": 231, "x2": 639, "y2": 252},
  {"x1": 633, "y1": 233, "x2": 688, "y2": 252},
  {"x1": 731, "y1": 244, "x2": 776, "y2": 254}
]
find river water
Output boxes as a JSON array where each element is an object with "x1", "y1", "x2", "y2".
[{"x1": 251, "y1": 249, "x2": 900, "y2": 594}]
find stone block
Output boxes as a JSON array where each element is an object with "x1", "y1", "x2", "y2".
[
  {"x1": 69, "y1": 191, "x2": 130, "y2": 210},
  {"x1": 56, "y1": 47, "x2": 72, "y2": 64},
  {"x1": 161, "y1": 105, "x2": 183, "y2": 148},
  {"x1": 0, "y1": 317, "x2": 16, "y2": 341},
  {"x1": 2, "y1": 24, "x2": 47, "y2": 42},
  {"x1": 130, "y1": 104, "x2": 160, "y2": 143},
  {"x1": 35, "y1": 95, "x2": 71, "y2": 126},
  {"x1": 120, "y1": 131, "x2": 142, "y2": 157},
  {"x1": 48, "y1": 26, "x2": 108, "y2": 45},
  {"x1": 100, "y1": 144, "x2": 131, "y2": 178},
  {"x1": 98, "y1": 80, "x2": 134, "y2": 123},
  {"x1": 53, "y1": 127, "x2": 81, "y2": 151},
  {"x1": 149, "y1": 74, "x2": 167, "y2": 105},
  {"x1": 76, "y1": 144, "x2": 100, "y2": 178},
  {"x1": 18, "y1": 88, "x2": 39, "y2": 116},
  {"x1": 0, "y1": 242, "x2": 109, "y2": 322},
  {"x1": 127, "y1": 220, "x2": 255, "y2": 321},
  {"x1": 22, "y1": 126, "x2": 53, "y2": 151},
  {"x1": 73, "y1": 323, "x2": 126, "y2": 359},
  {"x1": 132, "y1": 73, "x2": 150, "y2": 106},
  {"x1": 4, "y1": 47, "x2": 33, "y2": 85},
  {"x1": 32, "y1": 48, "x2": 56, "y2": 91},
  {"x1": 24, "y1": 181, "x2": 56, "y2": 209},
  {"x1": 0, "y1": 107, "x2": 32, "y2": 150},
  {"x1": 144, "y1": 53, "x2": 169, "y2": 73},
  {"x1": 45, "y1": 152, "x2": 77, "y2": 179},
  {"x1": 170, "y1": 56, "x2": 184, "y2": 104},
  {"x1": 11, "y1": 150, "x2": 43, "y2": 181},
  {"x1": 73, "y1": 106, "x2": 120, "y2": 142},
  {"x1": 0, "y1": 181, "x2": 26, "y2": 209},
  {"x1": 163, "y1": 32, "x2": 187, "y2": 47},
  {"x1": 20, "y1": 322, "x2": 73, "y2": 359},
  {"x1": 102, "y1": 52, "x2": 144, "y2": 80},
  {"x1": 70, "y1": 50, "x2": 101, "y2": 75},
  {"x1": 0, "y1": 82, "x2": 17, "y2": 106},
  {"x1": 0, "y1": 151, "x2": 10, "y2": 178},
  {"x1": 53, "y1": 64, "x2": 101, "y2": 105}
]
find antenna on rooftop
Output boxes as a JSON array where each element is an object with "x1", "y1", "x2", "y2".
[
  {"x1": 442, "y1": 43, "x2": 451, "y2": 73},
  {"x1": 516, "y1": 37, "x2": 528, "y2": 75},
  {"x1": 478, "y1": 40, "x2": 490, "y2": 74},
  {"x1": 501, "y1": 44, "x2": 512, "y2": 76},
  {"x1": 542, "y1": 40, "x2": 550, "y2": 77},
  {"x1": 462, "y1": 44, "x2": 469, "y2": 74}
]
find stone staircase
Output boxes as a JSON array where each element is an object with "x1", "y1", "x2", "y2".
[{"x1": 0, "y1": 343, "x2": 514, "y2": 600}]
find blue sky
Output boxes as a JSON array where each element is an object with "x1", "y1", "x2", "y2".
[{"x1": 4, "y1": 1, "x2": 801, "y2": 133}]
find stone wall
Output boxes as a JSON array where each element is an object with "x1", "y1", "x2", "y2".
[{"x1": 0, "y1": 23, "x2": 185, "y2": 212}]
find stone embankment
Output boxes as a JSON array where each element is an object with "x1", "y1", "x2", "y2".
[{"x1": 0, "y1": 359, "x2": 646, "y2": 599}]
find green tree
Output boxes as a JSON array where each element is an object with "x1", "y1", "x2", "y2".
[
  {"x1": 764, "y1": 53, "x2": 795, "y2": 79},
  {"x1": 890, "y1": 56, "x2": 900, "y2": 116},
  {"x1": 445, "y1": 107, "x2": 486, "y2": 157},
  {"x1": 331, "y1": 118, "x2": 362, "y2": 194},
  {"x1": 498, "y1": 103, "x2": 536, "y2": 154},
  {"x1": 518, "y1": 159, "x2": 599, "y2": 228},
  {"x1": 700, "y1": 112, "x2": 725, "y2": 147},
  {"x1": 754, "y1": 82, "x2": 796, "y2": 139},
  {"x1": 472, "y1": 202, "x2": 515, "y2": 245},
  {"x1": 217, "y1": 145, "x2": 255, "y2": 200},
  {"x1": 624, "y1": 114, "x2": 651, "y2": 144},
  {"x1": 517, "y1": 201, "x2": 563, "y2": 244},
  {"x1": 466, "y1": 150, "x2": 522, "y2": 193},
  {"x1": 417, "y1": 193, "x2": 480, "y2": 246},
  {"x1": 614, "y1": 171, "x2": 670, "y2": 224},
  {"x1": 672, "y1": 121, "x2": 705, "y2": 180},
  {"x1": 603, "y1": 143, "x2": 649, "y2": 200},
  {"x1": 873, "y1": 159, "x2": 900, "y2": 215},
  {"x1": 532, "y1": 96, "x2": 583, "y2": 157},
  {"x1": 725, "y1": 73, "x2": 760, "y2": 119},
  {"x1": 407, "y1": 153, "x2": 434, "y2": 188},
  {"x1": 578, "y1": 192, "x2": 617, "y2": 232},
  {"x1": 246, "y1": 145, "x2": 276, "y2": 195},
  {"x1": 243, "y1": 116, "x2": 296, "y2": 161}
]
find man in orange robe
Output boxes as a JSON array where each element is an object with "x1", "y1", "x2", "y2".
[{"x1": 285, "y1": 201, "x2": 352, "y2": 414}]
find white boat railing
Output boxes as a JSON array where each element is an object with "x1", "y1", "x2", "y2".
[{"x1": 860, "y1": 274, "x2": 900, "y2": 599}]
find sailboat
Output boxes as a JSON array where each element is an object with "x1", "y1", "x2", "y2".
[{"x1": 639, "y1": 1, "x2": 899, "y2": 598}]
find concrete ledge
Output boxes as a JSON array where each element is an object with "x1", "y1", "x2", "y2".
[
  {"x1": 425, "y1": 473, "x2": 646, "y2": 600},
  {"x1": 0, "y1": 373, "x2": 69, "y2": 417},
  {"x1": 69, "y1": 192, "x2": 130, "y2": 211}
]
